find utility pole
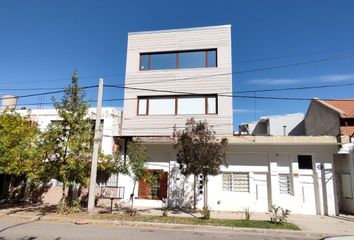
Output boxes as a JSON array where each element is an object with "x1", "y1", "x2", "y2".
[{"x1": 88, "y1": 78, "x2": 104, "y2": 213}]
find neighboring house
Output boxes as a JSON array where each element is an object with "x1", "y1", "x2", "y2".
[
  {"x1": 2, "y1": 107, "x2": 123, "y2": 203},
  {"x1": 239, "y1": 113, "x2": 304, "y2": 136},
  {"x1": 116, "y1": 25, "x2": 339, "y2": 215},
  {"x1": 305, "y1": 98, "x2": 354, "y2": 214}
]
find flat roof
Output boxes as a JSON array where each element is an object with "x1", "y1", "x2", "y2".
[
  {"x1": 134, "y1": 135, "x2": 339, "y2": 145},
  {"x1": 128, "y1": 24, "x2": 231, "y2": 36}
]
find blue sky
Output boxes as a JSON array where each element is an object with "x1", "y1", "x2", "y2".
[{"x1": 1, "y1": 0, "x2": 354, "y2": 129}]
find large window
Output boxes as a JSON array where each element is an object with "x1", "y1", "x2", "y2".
[
  {"x1": 222, "y1": 172, "x2": 250, "y2": 192},
  {"x1": 140, "y1": 49, "x2": 217, "y2": 71},
  {"x1": 137, "y1": 95, "x2": 217, "y2": 115},
  {"x1": 149, "y1": 97, "x2": 175, "y2": 115},
  {"x1": 178, "y1": 96, "x2": 205, "y2": 114}
]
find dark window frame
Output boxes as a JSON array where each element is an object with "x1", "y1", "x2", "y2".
[
  {"x1": 298, "y1": 155, "x2": 313, "y2": 170},
  {"x1": 139, "y1": 49, "x2": 217, "y2": 71},
  {"x1": 137, "y1": 94, "x2": 218, "y2": 116}
]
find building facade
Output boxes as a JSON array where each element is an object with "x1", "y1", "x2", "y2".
[
  {"x1": 15, "y1": 107, "x2": 122, "y2": 204},
  {"x1": 305, "y1": 98, "x2": 354, "y2": 214},
  {"x1": 115, "y1": 25, "x2": 339, "y2": 216},
  {"x1": 121, "y1": 25, "x2": 233, "y2": 137},
  {"x1": 239, "y1": 113, "x2": 304, "y2": 136}
]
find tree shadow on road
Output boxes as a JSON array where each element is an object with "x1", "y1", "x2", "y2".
[
  {"x1": 0, "y1": 216, "x2": 43, "y2": 234},
  {"x1": 0, "y1": 237, "x2": 61, "y2": 240}
]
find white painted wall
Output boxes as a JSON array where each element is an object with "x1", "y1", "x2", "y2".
[
  {"x1": 334, "y1": 143, "x2": 354, "y2": 214},
  {"x1": 16, "y1": 107, "x2": 122, "y2": 155},
  {"x1": 115, "y1": 142, "x2": 338, "y2": 215},
  {"x1": 122, "y1": 25, "x2": 233, "y2": 136}
]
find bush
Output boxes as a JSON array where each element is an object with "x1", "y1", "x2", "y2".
[
  {"x1": 200, "y1": 207, "x2": 211, "y2": 220},
  {"x1": 243, "y1": 207, "x2": 251, "y2": 221},
  {"x1": 79, "y1": 193, "x2": 98, "y2": 207},
  {"x1": 56, "y1": 200, "x2": 81, "y2": 215},
  {"x1": 127, "y1": 208, "x2": 138, "y2": 216},
  {"x1": 270, "y1": 205, "x2": 290, "y2": 224}
]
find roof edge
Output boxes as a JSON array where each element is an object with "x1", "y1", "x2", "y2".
[
  {"x1": 128, "y1": 24, "x2": 231, "y2": 36},
  {"x1": 314, "y1": 99, "x2": 347, "y2": 118}
]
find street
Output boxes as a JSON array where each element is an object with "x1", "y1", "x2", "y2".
[{"x1": 0, "y1": 218, "x2": 321, "y2": 240}]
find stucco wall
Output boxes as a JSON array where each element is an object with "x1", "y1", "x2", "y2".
[
  {"x1": 305, "y1": 101, "x2": 340, "y2": 136},
  {"x1": 116, "y1": 142, "x2": 338, "y2": 215},
  {"x1": 122, "y1": 25, "x2": 233, "y2": 136}
]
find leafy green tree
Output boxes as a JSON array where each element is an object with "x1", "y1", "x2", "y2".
[
  {"x1": 0, "y1": 109, "x2": 48, "y2": 201},
  {"x1": 43, "y1": 71, "x2": 94, "y2": 204},
  {"x1": 174, "y1": 118, "x2": 228, "y2": 210},
  {"x1": 126, "y1": 140, "x2": 154, "y2": 210},
  {"x1": 0, "y1": 110, "x2": 43, "y2": 178}
]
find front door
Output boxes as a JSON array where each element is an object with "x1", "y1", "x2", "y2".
[
  {"x1": 299, "y1": 173, "x2": 317, "y2": 214},
  {"x1": 253, "y1": 173, "x2": 268, "y2": 211}
]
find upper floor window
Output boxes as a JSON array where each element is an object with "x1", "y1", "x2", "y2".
[
  {"x1": 140, "y1": 49, "x2": 217, "y2": 71},
  {"x1": 137, "y1": 95, "x2": 217, "y2": 116}
]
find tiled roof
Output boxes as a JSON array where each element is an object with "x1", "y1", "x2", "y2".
[
  {"x1": 340, "y1": 126, "x2": 354, "y2": 136},
  {"x1": 322, "y1": 100, "x2": 354, "y2": 118}
]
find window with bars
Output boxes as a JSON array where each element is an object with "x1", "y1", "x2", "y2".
[
  {"x1": 279, "y1": 174, "x2": 292, "y2": 194},
  {"x1": 222, "y1": 172, "x2": 249, "y2": 192}
]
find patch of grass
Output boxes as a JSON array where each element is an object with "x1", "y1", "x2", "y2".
[
  {"x1": 7, "y1": 206, "x2": 299, "y2": 230},
  {"x1": 90, "y1": 213, "x2": 299, "y2": 230}
]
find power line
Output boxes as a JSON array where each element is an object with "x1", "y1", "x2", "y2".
[
  {"x1": 0, "y1": 87, "x2": 63, "y2": 91},
  {"x1": 1, "y1": 85, "x2": 98, "y2": 100},
  {"x1": 3, "y1": 51, "x2": 354, "y2": 87},
  {"x1": 232, "y1": 82, "x2": 354, "y2": 94},
  {"x1": 12, "y1": 84, "x2": 354, "y2": 108},
  {"x1": 235, "y1": 46, "x2": 354, "y2": 64}
]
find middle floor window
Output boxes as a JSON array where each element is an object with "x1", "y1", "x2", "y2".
[{"x1": 137, "y1": 95, "x2": 217, "y2": 115}]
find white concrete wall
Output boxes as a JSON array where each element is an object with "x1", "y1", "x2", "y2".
[
  {"x1": 115, "y1": 142, "x2": 338, "y2": 215},
  {"x1": 267, "y1": 114, "x2": 304, "y2": 136},
  {"x1": 17, "y1": 107, "x2": 122, "y2": 155},
  {"x1": 122, "y1": 25, "x2": 233, "y2": 136},
  {"x1": 334, "y1": 147, "x2": 354, "y2": 214}
]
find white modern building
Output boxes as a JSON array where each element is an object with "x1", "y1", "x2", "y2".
[
  {"x1": 114, "y1": 25, "x2": 339, "y2": 216},
  {"x1": 239, "y1": 113, "x2": 304, "y2": 136}
]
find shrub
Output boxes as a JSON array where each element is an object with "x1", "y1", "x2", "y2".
[
  {"x1": 126, "y1": 208, "x2": 138, "y2": 216},
  {"x1": 79, "y1": 193, "x2": 98, "y2": 207},
  {"x1": 57, "y1": 200, "x2": 81, "y2": 215},
  {"x1": 200, "y1": 207, "x2": 211, "y2": 220},
  {"x1": 243, "y1": 207, "x2": 251, "y2": 221},
  {"x1": 270, "y1": 205, "x2": 290, "y2": 224}
]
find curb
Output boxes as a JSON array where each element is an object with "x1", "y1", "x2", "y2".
[{"x1": 0, "y1": 212, "x2": 328, "y2": 238}]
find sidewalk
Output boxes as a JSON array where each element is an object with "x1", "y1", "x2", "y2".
[
  {"x1": 135, "y1": 207, "x2": 354, "y2": 235},
  {"x1": 1, "y1": 205, "x2": 354, "y2": 236}
]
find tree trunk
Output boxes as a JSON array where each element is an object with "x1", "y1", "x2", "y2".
[
  {"x1": 131, "y1": 180, "x2": 136, "y2": 210},
  {"x1": 193, "y1": 175, "x2": 196, "y2": 210},
  {"x1": 203, "y1": 175, "x2": 208, "y2": 209},
  {"x1": 67, "y1": 184, "x2": 73, "y2": 205},
  {"x1": 61, "y1": 183, "x2": 66, "y2": 202}
]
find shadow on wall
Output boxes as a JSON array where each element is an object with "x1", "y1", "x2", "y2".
[
  {"x1": 168, "y1": 165, "x2": 194, "y2": 210},
  {"x1": 288, "y1": 120, "x2": 305, "y2": 136}
]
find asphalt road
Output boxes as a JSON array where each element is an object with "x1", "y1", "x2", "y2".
[{"x1": 0, "y1": 218, "x2": 321, "y2": 240}]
